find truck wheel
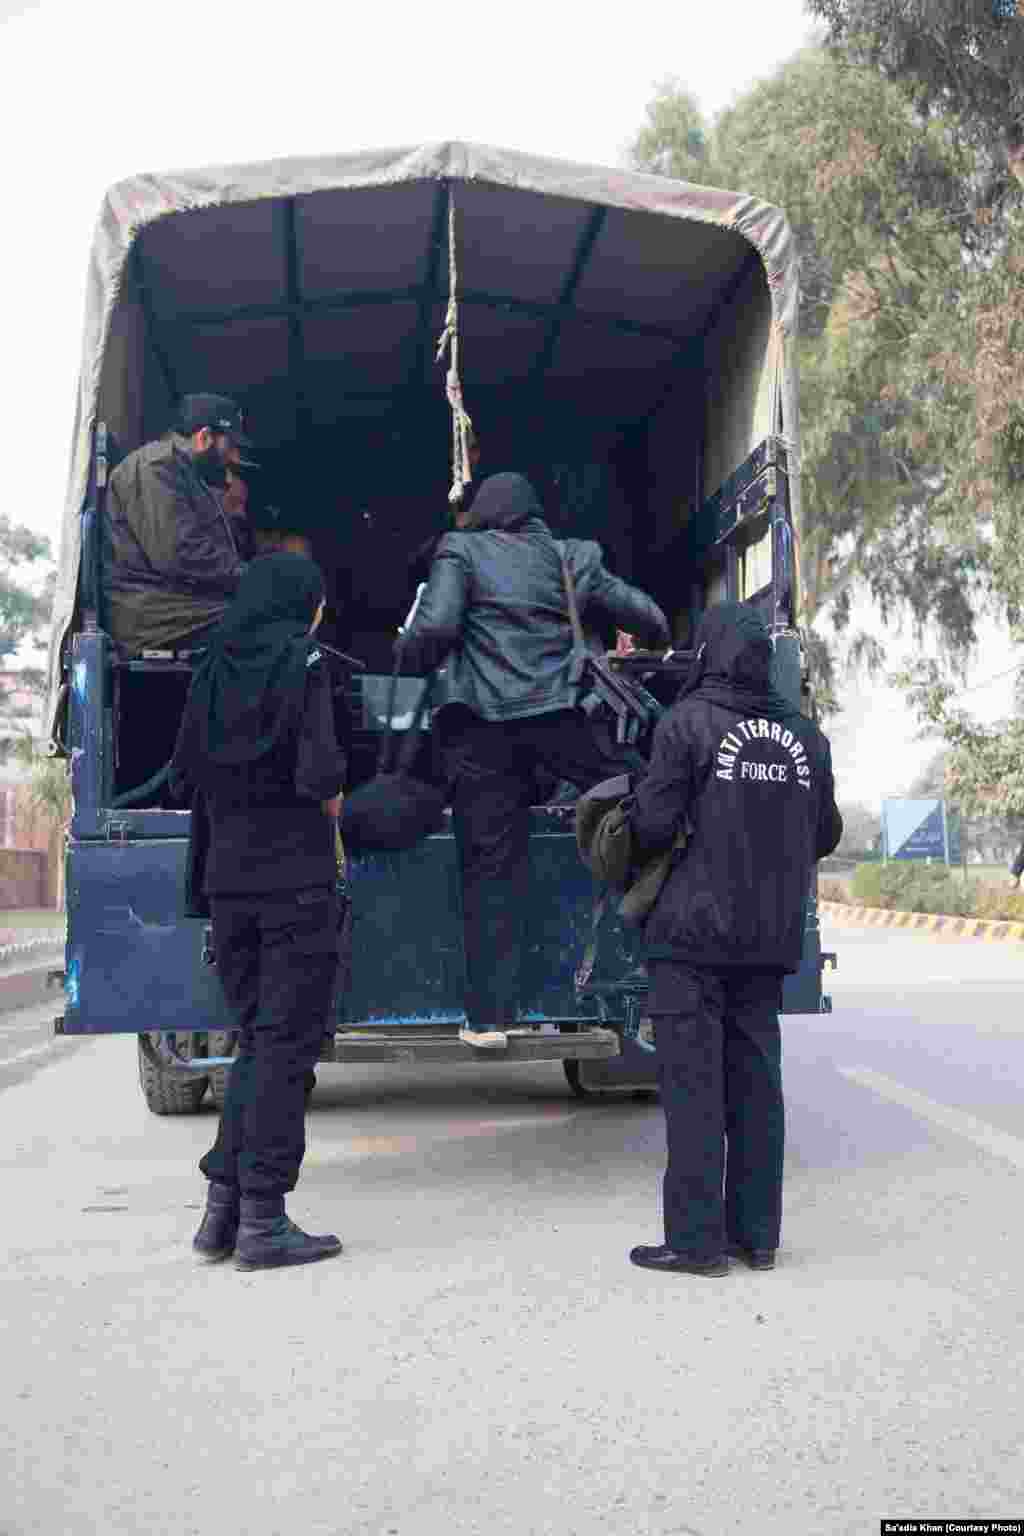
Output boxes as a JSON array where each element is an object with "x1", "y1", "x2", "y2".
[
  {"x1": 137, "y1": 1036, "x2": 208, "y2": 1115},
  {"x1": 206, "y1": 1032, "x2": 237, "y2": 1111}
]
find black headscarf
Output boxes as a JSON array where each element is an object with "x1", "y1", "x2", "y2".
[
  {"x1": 463, "y1": 472, "x2": 544, "y2": 532},
  {"x1": 676, "y1": 602, "x2": 798, "y2": 723},
  {"x1": 173, "y1": 553, "x2": 325, "y2": 781}
]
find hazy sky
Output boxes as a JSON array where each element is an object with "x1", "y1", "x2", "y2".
[
  {"x1": 0, "y1": 0, "x2": 1016, "y2": 801},
  {"x1": 0, "y1": 0, "x2": 818, "y2": 554}
]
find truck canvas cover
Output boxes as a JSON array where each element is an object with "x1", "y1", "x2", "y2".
[{"x1": 47, "y1": 139, "x2": 802, "y2": 720}]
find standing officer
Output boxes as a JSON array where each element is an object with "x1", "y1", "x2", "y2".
[
  {"x1": 170, "y1": 554, "x2": 346, "y2": 1271},
  {"x1": 627, "y1": 602, "x2": 842, "y2": 1277}
]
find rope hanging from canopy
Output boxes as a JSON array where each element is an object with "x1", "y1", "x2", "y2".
[{"x1": 435, "y1": 187, "x2": 475, "y2": 505}]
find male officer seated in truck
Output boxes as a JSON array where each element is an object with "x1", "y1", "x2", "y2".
[{"x1": 104, "y1": 393, "x2": 255, "y2": 654}]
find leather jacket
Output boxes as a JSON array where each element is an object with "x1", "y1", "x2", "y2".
[{"x1": 397, "y1": 516, "x2": 670, "y2": 721}]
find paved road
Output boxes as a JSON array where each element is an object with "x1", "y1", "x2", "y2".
[
  {"x1": 0, "y1": 1005, "x2": 91, "y2": 1088},
  {"x1": 0, "y1": 922, "x2": 1021, "y2": 1536}
]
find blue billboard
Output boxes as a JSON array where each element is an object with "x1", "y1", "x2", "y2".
[{"x1": 881, "y1": 798, "x2": 950, "y2": 862}]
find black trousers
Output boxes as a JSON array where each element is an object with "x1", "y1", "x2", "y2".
[
  {"x1": 446, "y1": 710, "x2": 641, "y2": 1028},
  {"x1": 648, "y1": 962, "x2": 785, "y2": 1261},
  {"x1": 200, "y1": 885, "x2": 339, "y2": 1199}
]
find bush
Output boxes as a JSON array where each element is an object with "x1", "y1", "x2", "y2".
[
  {"x1": 968, "y1": 885, "x2": 1024, "y2": 923},
  {"x1": 849, "y1": 862, "x2": 972, "y2": 916},
  {"x1": 846, "y1": 863, "x2": 1024, "y2": 921}
]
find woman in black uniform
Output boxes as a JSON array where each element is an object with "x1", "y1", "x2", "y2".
[{"x1": 170, "y1": 554, "x2": 346, "y2": 1271}]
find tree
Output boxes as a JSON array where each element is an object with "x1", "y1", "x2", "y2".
[
  {"x1": 895, "y1": 658, "x2": 1024, "y2": 823},
  {"x1": 902, "y1": 737, "x2": 1023, "y2": 864},
  {"x1": 10, "y1": 735, "x2": 70, "y2": 911},
  {"x1": 835, "y1": 800, "x2": 882, "y2": 857},
  {"x1": 803, "y1": 2, "x2": 1024, "y2": 649},
  {"x1": 918, "y1": 211, "x2": 1024, "y2": 605},
  {"x1": 806, "y1": 0, "x2": 1024, "y2": 176},
  {"x1": 0, "y1": 515, "x2": 52, "y2": 665},
  {"x1": 630, "y1": 52, "x2": 1005, "y2": 709},
  {"x1": 630, "y1": 80, "x2": 712, "y2": 184},
  {"x1": 906, "y1": 748, "x2": 949, "y2": 799}
]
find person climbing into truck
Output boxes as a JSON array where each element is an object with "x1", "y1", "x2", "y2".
[
  {"x1": 104, "y1": 392, "x2": 255, "y2": 653},
  {"x1": 169, "y1": 553, "x2": 347, "y2": 1271},
  {"x1": 397, "y1": 470, "x2": 671, "y2": 1051}
]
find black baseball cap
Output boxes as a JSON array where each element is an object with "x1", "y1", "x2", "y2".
[{"x1": 177, "y1": 393, "x2": 258, "y2": 461}]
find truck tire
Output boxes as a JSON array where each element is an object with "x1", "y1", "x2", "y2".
[
  {"x1": 137, "y1": 1036, "x2": 208, "y2": 1115},
  {"x1": 206, "y1": 1032, "x2": 237, "y2": 1111}
]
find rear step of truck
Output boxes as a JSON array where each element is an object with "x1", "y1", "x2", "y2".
[
  {"x1": 136, "y1": 1022, "x2": 621, "y2": 1076},
  {"x1": 320, "y1": 1024, "x2": 620, "y2": 1066}
]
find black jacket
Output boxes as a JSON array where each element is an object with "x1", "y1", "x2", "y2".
[
  {"x1": 171, "y1": 655, "x2": 345, "y2": 905},
  {"x1": 631, "y1": 607, "x2": 842, "y2": 973},
  {"x1": 398, "y1": 518, "x2": 670, "y2": 721}
]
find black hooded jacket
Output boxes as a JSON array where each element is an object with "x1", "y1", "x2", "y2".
[
  {"x1": 397, "y1": 473, "x2": 671, "y2": 720},
  {"x1": 169, "y1": 555, "x2": 346, "y2": 898},
  {"x1": 631, "y1": 603, "x2": 842, "y2": 973}
]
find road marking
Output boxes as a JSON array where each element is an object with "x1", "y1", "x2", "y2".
[
  {"x1": 831, "y1": 977, "x2": 964, "y2": 989},
  {"x1": 839, "y1": 1065, "x2": 1024, "y2": 1171}
]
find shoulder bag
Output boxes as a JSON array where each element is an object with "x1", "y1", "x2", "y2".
[{"x1": 341, "y1": 657, "x2": 447, "y2": 854}]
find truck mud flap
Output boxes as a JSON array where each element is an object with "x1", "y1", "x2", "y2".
[{"x1": 63, "y1": 839, "x2": 228, "y2": 1035}]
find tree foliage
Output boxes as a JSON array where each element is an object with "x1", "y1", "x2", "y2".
[
  {"x1": 0, "y1": 515, "x2": 52, "y2": 664},
  {"x1": 629, "y1": 44, "x2": 1024, "y2": 711},
  {"x1": 895, "y1": 659, "x2": 1024, "y2": 819},
  {"x1": 806, "y1": 0, "x2": 1024, "y2": 168},
  {"x1": 630, "y1": 80, "x2": 711, "y2": 184},
  {"x1": 835, "y1": 799, "x2": 882, "y2": 856}
]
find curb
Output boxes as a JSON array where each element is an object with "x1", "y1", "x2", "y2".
[
  {"x1": 819, "y1": 901, "x2": 1024, "y2": 944},
  {"x1": 0, "y1": 935, "x2": 65, "y2": 969},
  {"x1": 0, "y1": 960, "x2": 64, "y2": 1013}
]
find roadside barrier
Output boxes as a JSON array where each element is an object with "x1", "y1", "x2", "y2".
[{"x1": 819, "y1": 901, "x2": 1024, "y2": 943}]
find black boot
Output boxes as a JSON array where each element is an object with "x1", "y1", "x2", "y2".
[
  {"x1": 629, "y1": 1243, "x2": 728, "y2": 1277},
  {"x1": 233, "y1": 1196, "x2": 342, "y2": 1272},
  {"x1": 192, "y1": 1181, "x2": 240, "y2": 1263},
  {"x1": 728, "y1": 1242, "x2": 777, "y2": 1270}
]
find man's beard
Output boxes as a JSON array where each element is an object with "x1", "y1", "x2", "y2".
[{"x1": 194, "y1": 443, "x2": 228, "y2": 488}]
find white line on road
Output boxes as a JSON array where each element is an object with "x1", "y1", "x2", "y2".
[
  {"x1": 830, "y1": 977, "x2": 964, "y2": 989},
  {"x1": 839, "y1": 1065, "x2": 1024, "y2": 1171}
]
